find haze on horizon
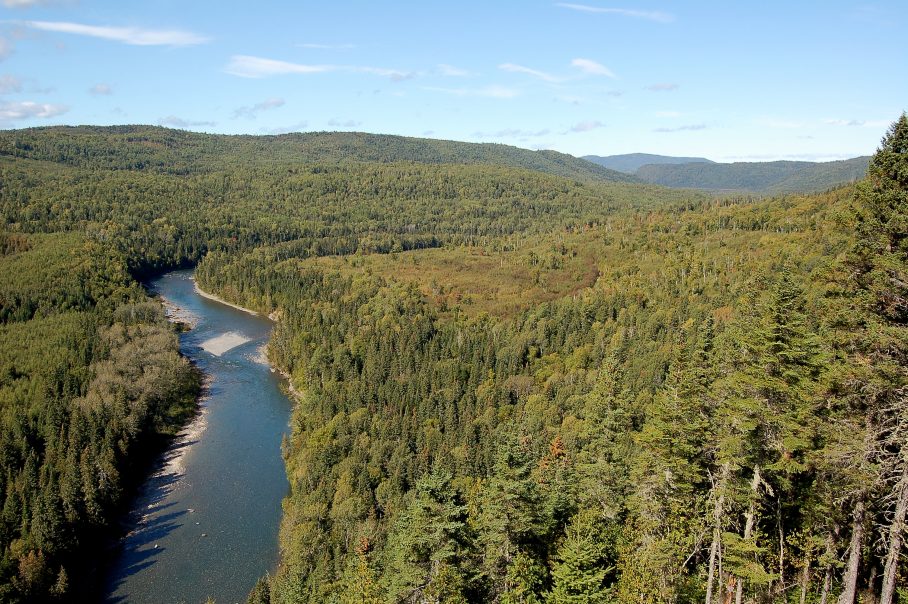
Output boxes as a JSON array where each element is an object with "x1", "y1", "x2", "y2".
[{"x1": 0, "y1": 0, "x2": 904, "y2": 162}]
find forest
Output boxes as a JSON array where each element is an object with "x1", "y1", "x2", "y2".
[{"x1": 0, "y1": 117, "x2": 905, "y2": 603}]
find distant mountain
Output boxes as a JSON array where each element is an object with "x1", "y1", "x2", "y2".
[
  {"x1": 635, "y1": 156, "x2": 871, "y2": 194},
  {"x1": 0, "y1": 126, "x2": 635, "y2": 184},
  {"x1": 583, "y1": 153, "x2": 714, "y2": 174}
]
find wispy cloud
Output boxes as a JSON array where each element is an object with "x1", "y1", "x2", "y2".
[
  {"x1": 423, "y1": 85, "x2": 519, "y2": 99},
  {"x1": 474, "y1": 127, "x2": 551, "y2": 138},
  {"x1": 569, "y1": 120, "x2": 604, "y2": 133},
  {"x1": 232, "y1": 97, "x2": 285, "y2": 119},
  {"x1": 297, "y1": 42, "x2": 355, "y2": 50},
  {"x1": 646, "y1": 83, "x2": 679, "y2": 91},
  {"x1": 654, "y1": 123, "x2": 706, "y2": 133},
  {"x1": 655, "y1": 110, "x2": 681, "y2": 117},
  {"x1": 0, "y1": 100, "x2": 67, "y2": 122},
  {"x1": 499, "y1": 62, "x2": 561, "y2": 83},
  {"x1": 555, "y1": 95, "x2": 585, "y2": 105},
  {"x1": 3, "y1": 0, "x2": 58, "y2": 6},
  {"x1": 571, "y1": 58, "x2": 615, "y2": 78},
  {"x1": 0, "y1": 75, "x2": 22, "y2": 94},
  {"x1": 437, "y1": 63, "x2": 472, "y2": 77},
  {"x1": 556, "y1": 4, "x2": 674, "y2": 23},
  {"x1": 327, "y1": 118, "x2": 361, "y2": 128},
  {"x1": 0, "y1": 37, "x2": 12, "y2": 61},
  {"x1": 225, "y1": 55, "x2": 414, "y2": 81},
  {"x1": 825, "y1": 118, "x2": 890, "y2": 128},
  {"x1": 261, "y1": 121, "x2": 308, "y2": 135},
  {"x1": 89, "y1": 83, "x2": 112, "y2": 96},
  {"x1": 158, "y1": 115, "x2": 215, "y2": 128},
  {"x1": 24, "y1": 21, "x2": 209, "y2": 46}
]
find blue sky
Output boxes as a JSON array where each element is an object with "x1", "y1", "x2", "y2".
[{"x1": 0, "y1": 1, "x2": 904, "y2": 161}]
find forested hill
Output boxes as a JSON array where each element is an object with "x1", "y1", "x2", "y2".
[
  {"x1": 0, "y1": 114, "x2": 906, "y2": 604},
  {"x1": 635, "y1": 155, "x2": 871, "y2": 193},
  {"x1": 0, "y1": 126, "x2": 634, "y2": 183},
  {"x1": 583, "y1": 152, "x2": 715, "y2": 173}
]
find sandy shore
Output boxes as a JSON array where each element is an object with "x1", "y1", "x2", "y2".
[
  {"x1": 200, "y1": 332, "x2": 252, "y2": 356},
  {"x1": 192, "y1": 279, "x2": 263, "y2": 317}
]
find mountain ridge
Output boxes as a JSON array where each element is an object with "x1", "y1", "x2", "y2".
[
  {"x1": 583, "y1": 152, "x2": 715, "y2": 173},
  {"x1": 634, "y1": 156, "x2": 870, "y2": 193},
  {"x1": 0, "y1": 125, "x2": 636, "y2": 184}
]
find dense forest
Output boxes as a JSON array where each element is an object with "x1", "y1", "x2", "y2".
[
  {"x1": 584, "y1": 152, "x2": 869, "y2": 194},
  {"x1": 583, "y1": 153, "x2": 715, "y2": 174},
  {"x1": 0, "y1": 118, "x2": 905, "y2": 603},
  {"x1": 633, "y1": 156, "x2": 870, "y2": 194}
]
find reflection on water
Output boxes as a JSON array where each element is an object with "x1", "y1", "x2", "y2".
[{"x1": 105, "y1": 270, "x2": 292, "y2": 604}]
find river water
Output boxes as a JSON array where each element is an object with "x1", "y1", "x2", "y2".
[{"x1": 105, "y1": 269, "x2": 292, "y2": 603}]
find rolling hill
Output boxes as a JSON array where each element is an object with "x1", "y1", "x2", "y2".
[
  {"x1": 634, "y1": 156, "x2": 870, "y2": 193},
  {"x1": 583, "y1": 152, "x2": 714, "y2": 173},
  {"x1": 0, "y1": 126, "x2": 635, "y2": 184}
]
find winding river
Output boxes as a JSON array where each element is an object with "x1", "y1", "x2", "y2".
[{"x1": 105, "y1": 269, "x2": 292, "y2": 603}]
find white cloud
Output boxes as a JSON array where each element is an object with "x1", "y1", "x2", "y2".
[
  {"x1": 437, "y1": 64, "x2": 472, "y2": 77},
  {"x1": 655, "y1": 110, "x2": 681, "y2": 117},
  {"x1": 569, "y1": 120, "x2": 604, "y2": 133},
  {"x1": 3, "y1": 0, "x2": 57, "y2": 6},
  {"x1": 646, "y1": 83, "x2": 679, "y2": 91},
  {"x1": 474, "y1": 128, "x2": 551, "y2": 138},
  {"x1": 89, "y1": 83, "x2": 112, "y2": 95},
  {"x1": 825, "y1": 118, "x2": 890, "y2": 128},
  {"x1": 0, "y1": 75, "x2": 22, "y2": 94},
  {"x1": 0, "y1": 100, "x2": 67, "y2": 122},
  {"x1": 25, "y1": 21, "x2": 209, "y2": 47},
  {"x1": 225, "y1": 55, "x2": 413, "y2": 81},
  {"x1": 499, "y1": 63, "x2": 561, "y2": 83},
  {"x1": 654, "y1": 123, "x2": 706, "y2": 133},
  {"x1": 571, "y1": 58, "x2": 615, "y2": 78},
  {"x1": 261, "y1": 121, "x2": 308, "y2": 135},
  {"x1": 555, "y1": 4, "x2": 674, "y2": 23},
  {"x1": 297, "y1": 42, "x2": 355, "y2": 50},
  {"x1": 232, "y1": 97, "x2": 285, "y2": 119},
  {"x1": 158, "y1": 115, "x2": 215, "y2": 128},
  {"x1": 423, "y1": 85, "x2": 519, "y2": 99},
  {"x1": 0, "y1": 37, "x2": 12, "y2": 61},
  {"x1": 555, "y1": 95, "x2": 585, "y2": 105},
  {"x1": 327, "y1": 118, "x2": 361, "y2": 128}
]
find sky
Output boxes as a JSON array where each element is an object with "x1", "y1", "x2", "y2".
[{"x1": 0, "y1": 1, "x2": 905, "y2": 161}]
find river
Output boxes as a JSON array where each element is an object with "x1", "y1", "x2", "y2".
[{"x1": 105, "y1": 269, "x2": 292, "y2": 603}]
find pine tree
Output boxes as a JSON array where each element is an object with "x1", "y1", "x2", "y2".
[
  {"x1": 853, "y1": 114, "x2": 908, "y2": 604},
  {"x1": 548, "y1": 510, "x2": 615, "y2": 604},
  {"x1": 384, "y1": 469, "x2": 473, "y2": 602},
  {"x1": 711, "y1": 267, "x2": 824, "y2": 602}
]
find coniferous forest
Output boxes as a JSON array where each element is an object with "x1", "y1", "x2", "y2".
[{"x1": 0, "y1": 116, "x2": 906, "y2": 603}]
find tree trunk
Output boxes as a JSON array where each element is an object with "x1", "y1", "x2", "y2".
[
  {"x1": 819, "y1": 525, "x2": 839, "y2": 604},
  {"x1": 837, "y1": 499, "x2": 865, "y2": 604},
  {"x1": 706, "y1": 536, "x2": 720, "y2": 604},
  {"x1": 799, "y1": 558, "x2": 810, "y2": 604},
  {"x1": 880, "y1": 464, "x2": 908, "y2": 604},
  {"x1": 706, "y1": 463, "x2": 730, "y2": 604},
  {"x1": 736, "y1": 466, "x2": 762, "y2": 604}
]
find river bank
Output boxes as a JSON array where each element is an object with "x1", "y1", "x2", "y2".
[{"x1": 104, "y1": 269, "x2": 293, "y2": 604}]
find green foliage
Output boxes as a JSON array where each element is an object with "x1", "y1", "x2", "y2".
[
  {"x1": 0, "y1": 118, "x2": 905, "y2": 603},
  {"x1": 635, "y1": 156, "x2": 870, "y2": 194}
]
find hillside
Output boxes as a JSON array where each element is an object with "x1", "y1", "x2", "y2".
[
  {"x1": 635, "y1": 155, "x2": 870, "y2": 193},
  {"x1": 583, "y1": 152, "x2": 714, "y2": 173},
  {"x1": 0, "y1": 126, "x2": 635, "y2": 184},
  {"x1": 0, "y1": 116, "x2": 905, "y2": 604}
]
